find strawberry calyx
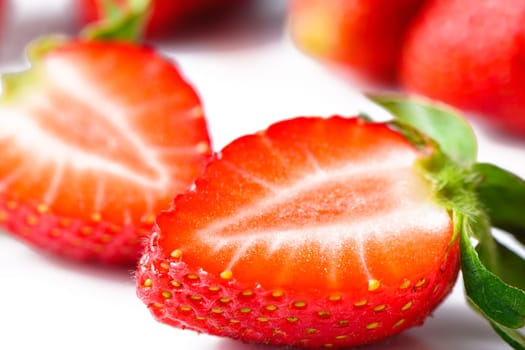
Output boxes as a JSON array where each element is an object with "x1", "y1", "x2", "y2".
[
  {"x1": 373, "y1": 95, "x2": 525, "y2": 350},
  {"x1": 81, "y1": 0, "x2": 152, "y2": 42}
]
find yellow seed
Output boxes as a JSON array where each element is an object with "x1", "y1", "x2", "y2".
[
  {"x1": 273, "y1": 329, "x2": 285, "y2": 336},
  {"x1": 394, "y1": 319, "x2": 405, "y2": 327},
  {"x1": 208, "y1": 286, "x2": 220, "y2": 292},
  {"x1": 143, "y1": 278, "x2": 153, "y2": 287},
  {"x1": 159, "y1": 262, "x2": 170, "y2": 271},
  {"x1": 306, "y1": 328, "x2": 318, "y2": 334},
  {"x1": 170, "y1": 249, "x2": 183, "y2": 259},
  {"x1": 366, "y1": 322, "x2": 380, "y2": 330},
  {"x1": 211, "y1": 308, "x2": 223, "y2": 314},
  {"x1": 286, "y1": 317, "x2": 298, "y2": 323},
  {"x1": 400, "y1": 280, "x2": 411, "y2": 289},
  {"x1": 195, "y1": 316, "x2": 206, "y2": 321},
  {"x1": 50, "y1": 228, "x2": 61, "y2": 237},
  {"x1": 36, "y1": 204, "x2": 49, "y2": 214},
  {"x1": 91, "y1": 212, "x2": 101, "y2": 222},
  {"x1": 241, "y1": 289, "x2": 254, "y2": 296},
  {"x1": 293, "y1": 301, "x2": 307, "y2": 308},
  {"x1": 401, "y1": 301, "x2": 413, "y2": 311},
  {"x1": 368, "y1": 279, "x2": 381, "y2": 291},
  {"x1": 149, "y1": 303, "x2": 163, "y2": 309},
  {"x1": 171, "y1": 280, "x2": 182, "y2": 288},
  {"x1": 26, "y1": 215, "x2": 38, "y2": 226},
  {"x1": 272, "y1": 290, "x2": 284, "y2": 298},
  {"x1": 190, "y1": 106, "x2": 204, "y2": 119},
  {"x1": 196, "y1": 141, "x2": 210, "y2": 154},
  {"x1": 179, "y1": 306, "x2": 192, "y2": 312},
  {"x1": 219, "y1": 297, "x2": 231, "y2": 304},
  {"x1": 415, "y1": 278, "x2": 426, "y2": 287},
  {"x1": 239, "y1": 308, "x2": 252, "y2": 314},
  {"x1": 161, "y1": 291, "x2": 172, "y2": 299},
  {"x1": 230, "y1": 319, "x2": 240, "y2": 323},
  {"x1": 190, "y1": 295, "x2": 202, "y2": 301},
  {"x1": 354, "y1": 299, "x2": 367, "y2": 307},
  {"x1": 100, "y1": 234, "x2": 112, "y2": 243},
  {"x1": 318, "y1": 311, "x2": 330, "y2": 318},
  {"x1": 337, "y1": 320, "x2": 349, "y2": 327},
  {"x1": 80, "y1": 227, "x2": 93, "y2": 236},
  {"x1": 373, "y1": 305, "x2": 386, "y2": 312},
  {"x1": 59, "y1": 218, "x2": 72, "y2": 227},
  {"x1": 433, "y1": 285, "x2": 440, "y2": 294},
  {"x1": 257, "y1": 317, "x2": 268, "y2": 322},
  {"x1": 265, "y1": 305, "x2": 277, "y2": 312},
  {"x1": 186, "y1": 274, "x2": 199, "y2": 280},
  {"x1": 328, "y1": 294, "x2": 342, "y2": 302},
  {"x1": 335, "y1": 335, "x2": 347, "y2": 340},
  {"x1": 220, "y1": 270, "x2": 233, "y2": 280},
  {"x1": 143, "y1": 214, "x2": 156, "y2": 225}
]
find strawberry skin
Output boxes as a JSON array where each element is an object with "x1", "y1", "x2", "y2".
[
  {"x1": 136, "y1": 117, "x2": 460, "y2": 348},
  {"x1": 288, "y1": 0, "x2": 426, "y2": 83},
  {"x1": 0, "y1": 40, "x2": 211, "y2": 264},
  {"x1": 80, "y1": 0, "x2": 244, "y2": 38},
  {"x1": 400, "y1": 0, "x2": 525, "y2": 135}
]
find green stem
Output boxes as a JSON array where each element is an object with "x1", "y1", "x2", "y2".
[{"x1": 81, "y1": 0, "x2": 152, "y2": 42}]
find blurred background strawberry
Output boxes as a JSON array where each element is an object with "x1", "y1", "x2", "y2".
[
  {"x1": 287, "y1": 0, "x2": 425, "y2": 84},
  {"x1": 400, "y1": 0, "x2": 525, "y2": 136}
]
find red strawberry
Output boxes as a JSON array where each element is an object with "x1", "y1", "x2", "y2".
[
  {"x1": 80, "y1": 0, "x2": 244, "y2": 38},
  {"x1": 136, "y1": 116, "x2": 461, "y2": 348},
  {"x1": 288, "y1": 0, "x2": 426, "y2": 83},
  {"x1": 0, "y1": 39, "x2": 211, "y2": 264},
  {"x1": 400, "y1": 0, "x2": 525, "y2": 135}
]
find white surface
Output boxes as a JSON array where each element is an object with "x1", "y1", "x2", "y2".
[{"x1": 1, "y1": 1, "x2": 524, "y2": 349}]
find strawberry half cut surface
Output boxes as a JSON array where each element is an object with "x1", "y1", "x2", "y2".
[
  {"x1": 137, "y1": 115, "x2": 460, "y2": 348},
  {"x1": 0, "y1": 39, "x2": 211, "y2": 264}
]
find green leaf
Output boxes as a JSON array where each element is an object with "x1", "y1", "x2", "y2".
[
  {"x1": 474, "y1": 163, "x2": 525, "y2": 244},
  {"x1": 480, "y1": 238, "x2": 525, "y2": 291},
  {"x1": 81, "y1": 0, "x2": 152, "y2": 42},
  {"x1": 459, "y1": 213, "x2": 525, "y2": 329},
  {"x1": 369, "y1": 94, "x2": 477, "y2": 166},
  {"x1": 491, "y1": 322, "x2": 525, "y2": 350}
]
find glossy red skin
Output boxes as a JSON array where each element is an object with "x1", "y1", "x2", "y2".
[
  {"x1": 80, "y1": 0, "x2": 244, "y2": 37},
  {"x1": 289, "y1": 0, "x2": 426, "y2": 83},
  {"x1": 136, "y1": 117, "x2": 460, "y2": 348},
  {"x1": 0, "y1": 41, "x2": 211, "y2": 264},
  {"x1": 400, "y1": 0, "x2": 525, "y2": 135}
]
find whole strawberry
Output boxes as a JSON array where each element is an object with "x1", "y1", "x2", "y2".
[
  {"x1": 80, "y1": 0, "x2": 245, "y2": 38},
  {"x1": 400, "y1": 0, "x2": 525, "y2": 135},
  {"x1": 288, "y1": 0, "x2": 426, "y2": 83},
  {"x1": 137, "y1": 96, "x2": 525, "y2": 348},
  {"x1": 0, "y1": 0, "x2": 211, "y2": 264}
]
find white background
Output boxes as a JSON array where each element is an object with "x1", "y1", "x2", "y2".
[{"x1": 1, "y1": 1, "x2": 524, "y2": 349}]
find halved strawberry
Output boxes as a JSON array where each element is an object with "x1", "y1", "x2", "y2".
[
  {"x1": 0, "y1": 39, "x2": 211, "y2": 264},
  {"x1": 136, "y1": 115, "x2": 461, "y2": 347}
]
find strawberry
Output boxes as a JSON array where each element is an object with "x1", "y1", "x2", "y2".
[
  {"x1": 400, "y1": 0, "x2": 525, "y2": 135},
  {"x1": 0, "y1": 4, "x2": 211, "y2": 264},
  {"x1": 137, "y1": 97, "x2": 525, "y2": 348},
  {"x1": 288, "y1": 0, "x2": 426, "y2": 83},
  {"x1": 136, "y1": 115, "x2": 460, "y2": 348},
  {"x1": 80, "y1": 0, "x2": 244, "y2": 38}
]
